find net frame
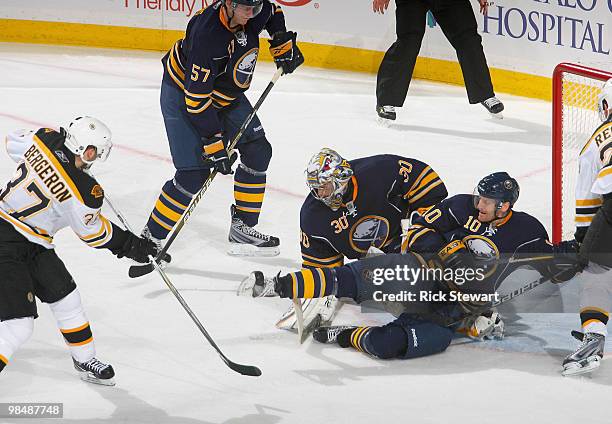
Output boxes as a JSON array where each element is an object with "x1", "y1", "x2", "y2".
[{"x1": 552, "y1": 63, "x2": 612, "y2": 243}]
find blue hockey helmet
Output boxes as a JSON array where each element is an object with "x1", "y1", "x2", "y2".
[{"x1": 473, "y1": 172, "x2": 519, "y2": 209}]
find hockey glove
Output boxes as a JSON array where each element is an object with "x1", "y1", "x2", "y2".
[
  {"x1": 574, "y1": 226, "x2": 588, "y2": 244},
  {"x1": 202, "y1": 134, "x2": 238, "y2": 175},
  {"x1": 268, "y1": 31, "x2": 304, "y2": 75},
  {"x1": 114, "y1": 233, "x2": 159, "y2": 264},
  {"x1": 438, "y1": 239, "x2": 477, "y2": 273},
  {"x1": 550, "y1": 240, "x2": 582, "y2": 283}
]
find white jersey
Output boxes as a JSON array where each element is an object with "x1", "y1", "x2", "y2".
[
  {"x1": 0, "y1": 128, "x2": 114, "y2": 249},
  {"x1": 575, "y1": 119, "x2": 612, "y2": 228}
]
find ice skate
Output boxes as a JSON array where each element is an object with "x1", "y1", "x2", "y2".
[
  {"x1": 228, "y1": 205, "x2": 280, "y2": 257},
  {"x1": 140, "y1": 226, "x2": 171, "y2": 267},
  {"x1": 562, "y1": 331, "x2": 605, "y2": 376},
  {"x1": 376, "y1": 105, "x2": 396, "y2": 126},
  {"x1": 313, "y1": 325, "x2": 356, "y2": 344},
  {"x1": 73, "y1": 357, "x2": 115, "y2": 386},
  {"x1": 481, "y1": 96, "x2": 504, "y2": 118}
]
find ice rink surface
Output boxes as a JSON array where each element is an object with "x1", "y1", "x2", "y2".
[{"x1": 0, "y1": 43, "x2": 611, "y2": 423}]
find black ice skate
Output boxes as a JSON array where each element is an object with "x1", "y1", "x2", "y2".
[
  {"x1": 237, "y1": 271, "x2": 280, "y2": 298},
  {"x1": 481, "y1": 96, "x2": 504, "y2": 118},
  {"x1": 73, "y1": 357, "x2": 115, "y2": 386},
  {"x1": 376, "y1": 104, "x2": 396, "y2": 121},
  {"x1": 313, "y1": 326, "x2": 356, "y2": 344},
  {"x1": 562, "y1": 331, "x2": 605, "y2": 376},
  {"x1": 228, "y1": 205, "x2": 280, "y2": 257}
]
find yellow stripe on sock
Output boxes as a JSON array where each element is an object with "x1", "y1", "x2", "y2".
[
  {"x1": 0, "y1": 354, "x2": 8, "y2": 365},
  {"x1": 234, "y1": 191, "x2": 265, "y2": 203},
  {"x1": 151, "y1": 213, "x2": 173, "y2": 231},
  {"x1": 60, "y1": 322, "x2": 90, "y2": 334},
  {"x1": 155, "y1": 199, "x2": 182, "y2": 222},
  {"x1": 302, "y1": 269, "x2": 315, "y2": 298}
]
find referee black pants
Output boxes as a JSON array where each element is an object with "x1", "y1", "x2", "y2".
[{"x1": 376, "y1": 0, "x2": 494, "y2": 107}]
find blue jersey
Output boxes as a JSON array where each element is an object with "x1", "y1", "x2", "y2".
[
  {"x1": 163, "y1": 0, "x2": 286, "y2": 138},
  {"x1": 405, "y1": 194, "x2": 557, "y2": 294},
  {"x1": 300, "y1": 155, "x2": 448, "y2": 268}
]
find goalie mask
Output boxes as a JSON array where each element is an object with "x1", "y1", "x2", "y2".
[
  {"x1": 64, "y1": 116, "x2": 113, "y2": 165},
  {"x1": 306, "y1": 148, "x2": 353, "y2": 211}
]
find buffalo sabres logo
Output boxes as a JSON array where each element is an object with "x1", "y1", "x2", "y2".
[
  {"x1": 463, "y1": 235, "x2": 500, "y2": 278},
  {"x1": 233, "y1": 48, "x2": 258, "y2": 89},
  {"x1": 235, "y1": 30, "x2": 248, "y2": 47},
  {"x1": 349, "y1": 215, "x2": 390, "y2": 253}
]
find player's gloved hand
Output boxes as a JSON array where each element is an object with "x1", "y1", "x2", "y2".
[
  {"x1": 437, "y1": 239, "x2": 477, "y2": 273},
  {"x1": 268, "y1": 31, "x2": 304, "y2": 75},
  {"x1": 202, "y1": 134, "x2": 237, "y2": 175},
  {"x1": 574, "y1": 226, "x2": 588, "y2": 244},
  {"x1": 458, "y1": 311, "x2": 504, "y2": 341},
  {"x1": 114, "y1": 233, "x2": 160, "y2": 264},
  {"x1": 550, "y1": 240, "x2": 582, "y2": 283}
]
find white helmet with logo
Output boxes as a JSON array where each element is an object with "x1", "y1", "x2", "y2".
[
  {"x1": 598, "y1": 78, "x2": 612, "y2": 122},
  {"x1": 64, "y1": 116, "x2": 113, "y2": 164}
]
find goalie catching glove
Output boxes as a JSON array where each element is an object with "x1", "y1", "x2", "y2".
[{"x1": 269, "y1": 31, "x2": 304, "y2": 75}]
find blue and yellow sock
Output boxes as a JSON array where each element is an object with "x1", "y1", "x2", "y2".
[
  {"x1": 277, "y1": 268, "x2": 337, "y2": 299},
  {"x1": 233, "y1": 165, "x2": 266, "y2": 227},
  {"x1": 146, "y1": 179, "x2": 192, "y2": 240}
]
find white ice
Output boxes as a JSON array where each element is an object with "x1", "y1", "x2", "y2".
[{"x1": 0, "y1": 43, "x2": 610, "y2": 424}]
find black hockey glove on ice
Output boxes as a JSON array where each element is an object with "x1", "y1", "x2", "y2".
[
  {"x1": 115, "y1": 233, "x2": 159, "y2": 264},
  {"x1": 269, "y1": 31, "x2": 304, "y2": 75},
  {"x1": 202, "y1": 135, "x2": 238, "y2": 175}
]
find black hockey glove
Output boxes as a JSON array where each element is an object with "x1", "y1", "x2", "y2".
[
  {"x1": 202, "y1": 134, "x2": 238, "y2": 175},
  {"x1": 574, "y1": 226, "x2": 588, "y2": 244},
  {"x1": 114, "y1": 233, "x2": 159, "y2": 264},
  {"x1": 437, "y1": 240, "x2": 477, "y2": 273},
  {"x1": 269, "y1": 31, "x2": 304, "y2": 75},
  {"x1": 550, "y1": 240, "x2": 582, "y2": 283}
]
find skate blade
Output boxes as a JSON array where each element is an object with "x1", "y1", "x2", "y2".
[
  {"x1": 275, "y1": 300, "x2": 309, "y2": 329},
  {"x1": 78, "y1": 371, "x2": 116, "y2": 386},
  {"x1": 489, "y1": 111, "x2": 504, "y2": 120},
  {"x1": 376, "y1": 116, "x2": 393, "y2": 127},
  {"x1": 227, "y1": 243, "x2": 280, "y2": 257},
  {"x1": 562, "y1": 357, "x2": 601, "y2": 377}
]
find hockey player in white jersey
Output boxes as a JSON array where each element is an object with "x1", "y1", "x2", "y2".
[
  {"x1": 563, "y1": 79, "x2": 612, "y2": 376},
  {"x1": 0, "y1": 117, "x2": 161, "y2": 385}
]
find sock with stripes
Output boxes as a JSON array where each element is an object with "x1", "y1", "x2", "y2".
[
  {"x1": 146, "y1": 178, "x2": 194, "y2": 240},
  {"x1": 276, "y1": 268, "x2": 337, "y2": 299},
  {"x1": 0, "y1": 317, "x2": 34, "y2": 372},
  {"x1": 580, "y1": 308, "x2": 609, "y2": 336},
  {"x1": 49, "y1": 289, "x2": 95, "y2": 363},
  {"x1": 233, "y1": 164, "x2": 266, "y2": 227}
]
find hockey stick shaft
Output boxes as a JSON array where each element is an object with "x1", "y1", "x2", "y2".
[
  {"x1": 129, "y1": 67, "x2": 284, "y2": 278},
  {"x1": 104, "y1": 194, "x2": 262, "y2": 376}
]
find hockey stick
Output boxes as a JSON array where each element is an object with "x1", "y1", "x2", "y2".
[
  {"x1": 129, "y1": 67, "x2": 284, "y2": 279},
  {"x1": 103, "y1": 194, "x2": 262, "y2": 377}
]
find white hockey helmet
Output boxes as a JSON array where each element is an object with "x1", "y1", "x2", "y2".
[
  {"x1": 305, "y1": 148, "x2": 353, "y2": 211},
  {"x1": 64, "y1": 116, "x2": 112, "y2": 164},
  {"x1": 598, "y1": 78, "x2": 612, "y2": 122}
]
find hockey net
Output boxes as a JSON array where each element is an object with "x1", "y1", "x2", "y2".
[{"x1": 552, "y1": 63, "x2": 612, "y2": 243}]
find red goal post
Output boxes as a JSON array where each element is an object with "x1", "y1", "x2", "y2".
[{"x1": 552, "y1": 63, "x2": 612, "y2": 243}]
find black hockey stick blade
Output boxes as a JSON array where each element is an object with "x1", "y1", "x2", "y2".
[
  {"x1": 226, "y1": 359, "x2": 262, "y2": 377},
  {"x1": 129, "y1": 263, "x2": 154, "y2": 278}
]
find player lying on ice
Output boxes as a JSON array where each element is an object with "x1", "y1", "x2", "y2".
[
  {"x1": 0, "y1": 118, "x2": 164, "y2": 385},
  {"x1": 275, "y1": 147, "x2": 448, "y2": 333},
  {"x1": 239, "y1": 171, "x2": 581, "y2": 360}
]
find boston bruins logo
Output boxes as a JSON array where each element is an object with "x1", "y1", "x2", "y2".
[
  {"x1": 233, "y1": 48, "x2": 258, "y2": 89},
  {"x1": 349, "y1": 215, "x2": 390, "y2": 253}
]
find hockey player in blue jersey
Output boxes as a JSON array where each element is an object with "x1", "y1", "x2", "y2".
[
  {"x1": 276, "y1": 147, "x2": 448, "y2": 333},
  {"x1": 141, "y1": 0, "x2": 303, "y2": 258},
  {"x1": 239, "y1": 172, "x2": 580, "y2": 361}
]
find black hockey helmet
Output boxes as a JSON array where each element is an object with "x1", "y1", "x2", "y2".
[
  {"x1": 230, "y1": 0, "x2": 263, "y2": 16},
  {"x1": 474, "y1": 172, "x2": 520, "y2": 209}
]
